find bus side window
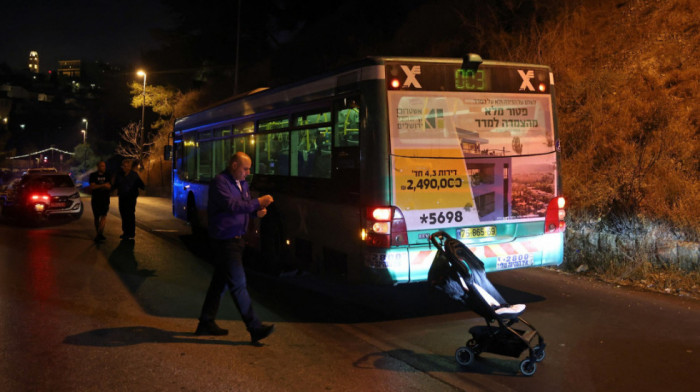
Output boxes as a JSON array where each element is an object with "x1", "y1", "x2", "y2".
[
  {"x1": 211, "y1": 138, "x2": 229, "y2": 175},
  {"x1": 232, "y1": 122, "x2": 255, "y2": 170},
  {"x1": 255, "y1": 132, "x2": 290, "y2": 176},
  {"x1": 198, "y1": 131, "x2": 213, "y2": 182},
  {"x1": 174, "y1": 140, "x2": 185, "y2": 180},
  {"x1": 291, "y1": 128, "x2": 331, "y2": 179},
  {"x1": 335, "y1": 97, "x2": 360, "y2": 147},
  {"x1": 184, "y1": 133, "x2": 196, "y2": 181}
]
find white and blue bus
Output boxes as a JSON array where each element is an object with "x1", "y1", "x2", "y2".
[{"x1": 170, "y1": 55, "x2": 566, "y2": 284}]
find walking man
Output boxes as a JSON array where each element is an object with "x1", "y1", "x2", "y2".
[
  {"x1": 112, "y1": 159, "x2": 144, "y2": 240},
  {"x1": 88, "y1": 161, "x2": 111, "y2": 242},
  {"x1": 195, "y1": 152, "x2": 275, "y2": 344}
]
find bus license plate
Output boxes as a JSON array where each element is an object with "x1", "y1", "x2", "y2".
[
  {"x1": 497, "y1": 254, "x2": 534, "y2": 270},
  {"x1": 459, "y1": 226, "x2": 496, "y2": 239}
]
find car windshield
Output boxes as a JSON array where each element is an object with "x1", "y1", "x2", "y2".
[{"x1": 23, "y1": 175, "x2": 75, "y2": 189}]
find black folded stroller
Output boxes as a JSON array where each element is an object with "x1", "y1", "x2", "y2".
[{"x1": 428, "y1": 231, "x2": 546, "y2": 376}]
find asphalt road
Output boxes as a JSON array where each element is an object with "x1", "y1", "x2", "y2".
[{"x1": 1, "y1": 196, "x2": 698, "y2": 392}]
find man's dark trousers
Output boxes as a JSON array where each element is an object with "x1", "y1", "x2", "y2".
[
  {"x1": 199, "y1": 237, "x2": 261, "y2": 330},
  {"x1": 119, "y1": 196, "x2": 137, "y2": 237}
]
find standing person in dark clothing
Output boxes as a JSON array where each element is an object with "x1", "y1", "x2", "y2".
[
  {"x1": 88, "y1": 161, "x2": 111, "y2": 242},
  {"x1": 195, "y1": 152, "x2": 275, "y2": 345},
  {"x1": 112, "y1": 159, "x2": 145, "y2": 240}
]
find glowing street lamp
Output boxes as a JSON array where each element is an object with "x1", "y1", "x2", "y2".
[
  {"x1": 82, "y1": 118, "x2": 88, "y2": 142},
  {"x1": 137, "y1": 70, "x2": 147, "y2": 156}
]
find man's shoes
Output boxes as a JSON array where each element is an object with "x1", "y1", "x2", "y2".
[
  {"x1": 194, "y1": 321, "x2": 228, "y2": 336},
  {"x1": 250, "y1": 324, "x2": 275, "y2": 344}
]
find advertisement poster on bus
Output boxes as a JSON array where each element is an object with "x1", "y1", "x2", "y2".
[{"x1": 388, "y1": 91, "x2": 558, "y2": 231}]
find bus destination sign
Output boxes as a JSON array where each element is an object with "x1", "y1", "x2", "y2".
[{"x1": 385, "y1": 62, "x2": 550, "y2": 94}]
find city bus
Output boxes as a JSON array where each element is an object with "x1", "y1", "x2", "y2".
[{"x1": 170, "y1": 55, "x2": 566, "y2": 284}]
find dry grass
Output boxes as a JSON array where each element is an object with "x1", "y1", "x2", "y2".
[{"x1": 562, "y1": 261, "x2": 700, "y2": 299}]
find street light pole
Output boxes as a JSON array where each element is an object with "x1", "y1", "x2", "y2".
[
  {"x1": 81, "y1": 129, "x2": 87, "y2": 170},
  {"x1": 137, "y1": 70, "x2": 147, "y2": 163},
  {"x1": 234, "y1": 0, "x2": 241, "y2": 95}
]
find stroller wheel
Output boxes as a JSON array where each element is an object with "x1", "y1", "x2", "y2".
[
  {"x1": 455, "y1": 346, "x2": 475, "y2": 366},
  {"x1": 519, "y1": 358, "x2": 537, "y2": 376},
  {"x1": 533, "y1": 345, "x2": 546, "y2": 362}
]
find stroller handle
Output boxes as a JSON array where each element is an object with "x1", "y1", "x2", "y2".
[
  {"x1": 429, "y1": 230, "x2": 452, "y2": 251},
  {"x1": 429, "y1": 230, "x2": 475, "y2": 279}
]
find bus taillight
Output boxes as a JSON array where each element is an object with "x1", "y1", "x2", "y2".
[
  {"x1": 545, "y1": 196, "x2": 566, "y2": 233},
  {"x1": 372, "y1": 207, "x2": 392, "y2": 221},
  {"x1": 365, "y1": 206, "x2": 408, "y2": 248}
]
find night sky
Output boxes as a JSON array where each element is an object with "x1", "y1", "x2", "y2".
[{"x1": 0, "y1": 0, "x2": 176, "y2": 71}]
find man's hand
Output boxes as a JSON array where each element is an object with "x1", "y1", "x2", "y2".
[
  {"x1": 258, "y1": 195, "x2": 274, "y2": 208},
  {"x1": 257, "y1": 208, "x2": 267, "y2": 218}
]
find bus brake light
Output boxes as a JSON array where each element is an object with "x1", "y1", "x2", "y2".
[
  {"x1": 365, "y1": 206, "x2": 408, "y2": 248},
  {"x1": 545, "y1": 196, "x2": 566, "y2": 233},
  {"x1": 372, "y1": 207, "x2": 392, "y2": 221}
]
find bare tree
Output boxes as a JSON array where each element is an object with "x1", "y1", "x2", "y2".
[{"x1": 116, "y1": 122, "x2": 153, "y2": 167}]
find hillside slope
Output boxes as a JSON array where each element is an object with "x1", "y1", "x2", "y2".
[{"x1": 527, "y1": 0, "x2": 700, "y2": 294}]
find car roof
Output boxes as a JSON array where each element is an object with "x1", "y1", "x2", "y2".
[
  {"x1": 23, "y1": 172, "x2": 71, "y2": 177},
  {"x1": 26, "y1": 167, "x2": 58, "y2": 173},
  {"x1": 21, "y1": 173, "x2": 74, "y2": 183}
]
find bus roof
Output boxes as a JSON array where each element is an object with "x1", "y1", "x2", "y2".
[{"x1": 174, "y1": 56, "x2": 552, "y2": 133}]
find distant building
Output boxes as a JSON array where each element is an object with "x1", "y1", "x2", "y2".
[
  {"x1": 28, "y1": 51, "x2": 39, "y2": 73},
  {"x1": 57, "y1": 60, "x2": 81, "y2": 78}
]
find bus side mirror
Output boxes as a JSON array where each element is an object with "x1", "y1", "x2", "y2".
[{"x1": 164, "y1": 145, "x2": 172, "y2": 161}]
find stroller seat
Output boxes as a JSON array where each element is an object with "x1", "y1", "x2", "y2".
[{"x1": 472, "y1": 283, "x2": 527, "y2": 318}]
